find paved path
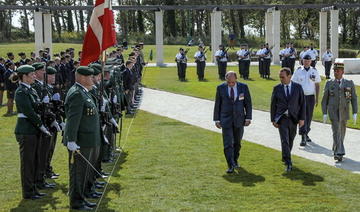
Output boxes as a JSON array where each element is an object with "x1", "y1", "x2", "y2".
[
  {"x1": 147, "y1": 61, "x2": 360, "y2": 85},
  {"x1": 139, "y1": 88, "x2": 360, "y2": 174}
]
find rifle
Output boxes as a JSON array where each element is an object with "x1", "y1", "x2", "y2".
[{"x1": 40, "y1": 67, "x2": 56, "y2": 132}]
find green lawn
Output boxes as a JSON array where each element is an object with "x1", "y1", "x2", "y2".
[
  {"x1": 0, "y1": 43, "x2": 234, "y2": 64},
  {"x1": 142, "y1": 65, "x2": 360, "y2": 129},
  {"x1": 1, "y1": 105, "x2": 360, "y2": 211}
]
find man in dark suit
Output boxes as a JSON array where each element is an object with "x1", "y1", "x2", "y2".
[
  {"x1": 213, "y1": 71, "x2": 252, "y2": 173},
  {"x1": 271, "y1": 68, "x2": 306, "y2": 172}
]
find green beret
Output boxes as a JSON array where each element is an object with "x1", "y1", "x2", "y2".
[
  {"x1": 76, "y1": 66, "x2": 94, "y2": 76},
  {"x1": 333, "y1": 62, "x2": 344, "y2": 70},
  {"x1": 46, "y1": 66, "x2": 57, "y2": 75},
  {"x1": 104, "y1": 65, "x2": 113, "y2": 73},
  {"x1": 32, "y1": 62, "x2": 45, "y2": 71},
  {"x1": 89, "y1": 63, "x2": 102, "y2": 75},
  {"x1": 17, "y1": 65, "x2": 35, "y2": 74}
]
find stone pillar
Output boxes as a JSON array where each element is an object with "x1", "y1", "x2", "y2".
[
  {"x1": 272, "y1": 10, "x2": 280, "y2": 65},
  {"x1": 265, "y1": 12, "x2": 273, "y2": 46},
  {"x1": 34, "y1": 11, "x2": 43, "y2": 57},
  {"x1": 155, "y1": 10, "x2": 164, "y2": 66},
  {"x1": 211, "y1": 9, "x2": 222, "y2": 63},
  {"x1": 319, "y1": 11, "x2": 328, "y2": 59},
  {"x1": 330, "y1": 9, "x2": 339, "y2": 59},
  {"x1": 43, "y1": 13, "x2": 53, "y2": 57}
]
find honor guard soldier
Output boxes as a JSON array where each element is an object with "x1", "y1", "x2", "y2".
[
  {"x1": 236, "y1": 44, "x2": 251, "y2": 80},
  {"x1": 306, "y1": 44, "x2": 318, "y2": 67},
  {"x1": 175, "y1": 48, "x2": 188, "y2": 81},
  {"x1": 64, "y1": 66, "x2": 101, "y2": 210},
  {"x1": 286, "y1": 43, "x2": 297, "y2": 74},
  {"x1": 321, "y1": 63, "x2": 357, "y2": 162},
  {"x1": 279, "y1": 44, "x2": 289, "y2": 68},
  {"x1": 260, "y1": 43, "x2": 272, "y2": 79},
  {"x1": 215, "y1": 45, "x2": 228, "y2": 80},
  {"x1": 14, "y1": 65, "x2": 51, "y2": 200},
  {"x1": 18, "y1": 52, "x2": 27, "y2": 66},
  {"x1": 194, "y1": 45, "x2": 207, "y2": 81},
  {"x1": 322, "y1": 48, "x2": 333, "y2": 79},
  {"x1": 299, "y1": 46, "x2": 309, "y2": 65},
  {"x1": 0, "y1": 57, "x2": 5, "y2": 106},
  {"x1": 291, "y1": 54, "x2": 321, "y2": 146},
  {"x1": 4, "y1": 61, "x2": 18, "y2": 116},
  {"x1": 256, "y1": 45, "x2": 265, "y2": 78}
]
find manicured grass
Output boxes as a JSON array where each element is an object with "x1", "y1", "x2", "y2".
[
  {"x1": 1, "y1": 103, "x2": 360, "y2": 210},
  {"x1": 142, "y1": 65, "x2": 360, "y2": 129},
  {"x1": 0, "y1": 43, "x2": 234, "y2": 63}
]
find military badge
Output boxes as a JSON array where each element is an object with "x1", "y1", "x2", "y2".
[{"x1": 345, "y1": 87, "x2": 352, "y2": 100}]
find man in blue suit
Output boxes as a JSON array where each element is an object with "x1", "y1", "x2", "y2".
[
  {"x1": 213, "y1": 71, "x2": 252, "y2": 173},
  {"x1": 271, "y1": 68, "x2": 306, "y2": 172}
]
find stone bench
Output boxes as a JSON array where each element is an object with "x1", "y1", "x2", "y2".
[{"x1": 335, "y1": 58, "x2": 360, "y2": 74}]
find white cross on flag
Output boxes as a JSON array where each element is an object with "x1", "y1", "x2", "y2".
[{"x1": 80, "y1": 0, "x2": 117, "y2": 66}]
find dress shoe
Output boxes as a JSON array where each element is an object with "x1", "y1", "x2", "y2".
[
  {"x1": 95, "y1": 184, "x2": 104, "y2": 189},
  {"x1": 35, "y1": 192, "x2": 46, "y2": 197},
  {"x1": 306, "y1": 135, "x2": 312, "y2": 142},
  {"x1": 84, "y1": 200, "x2": 97, "y2": 208},
  {"x1": 226, "y1": 167, "x2": 234, "y2": 174},
  {"x1": 234, "y1": 162, "x2": 240, "y2": 169},
  {"x1": 96, "y1": 181, "x2": 106, "y2": 186},
  {"x1": 93, "y1": 191, "x2": 103, "y2": 196},
  {"x1": 24, "y1": 195, "x2": 41, "y2": 200},
  {"x1": 285, "y1": 164, "x2": 292, "y2": 172},
  {"x1": 85, "y1": 193, "x2": 101, "y2": 199},
  {"x1": 300, "y1": 135, "x2": 307, "y2": 146},
  {"x1": 71, "y1": 205, "x2": 93, "y2": 211}
]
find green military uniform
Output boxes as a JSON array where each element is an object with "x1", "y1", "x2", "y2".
[
  {"x1": 64, "y1": 66, "x2": 101, "y2": 209},
  {"x1": 14, "y1": 65, "x2": 44, "y2": 199},
  {"x1": 321, "y1": 63, "x2": 358, "y2": 161}
]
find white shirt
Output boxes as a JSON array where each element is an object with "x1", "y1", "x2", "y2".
[
  {"x1": 76, "y1": 82, "x2": 89, "y2": 92},
  {"x1": 175, "y1": 53, "x2": 187, "y2": 63},
  {"x1": 262, "y1": 48, "x2": 272, "y2": 59},
  {"x1": 299, "y1": 50, "x2": 306, "y2": 59},
  {"x1": 287, "y1": 47, "x2": 296, "y2": 58},
  {"x1": 305, "y1": 49, "x2": 318, "y2": 60},
  {"x1": 215, "y1": 50, "x2": 228, "y2": 62},
  {"x1": 236, "y1": 49, "x2": 250, "y2": 60},
  {"x1": 279, "y1": 48, "x2": 287, "y2": 57},
  {"x1": 227, "y1": 83, "x2": 238, "y2": 101},
  {"x1": 20, "y1": 82, "x2": 31, "y2": 89},
  {"x1": 283, "y1": 81, "x2": 292, "y2": 96},
  {"x1": 194, "y1": 51, "x2": 206, "y2": 62},
  {"x1": 322, "y1": 52, "x2": 333, "y2": 62},
  {"x1": 291, "y1": 66, "x2": 321, "y2": 96}
]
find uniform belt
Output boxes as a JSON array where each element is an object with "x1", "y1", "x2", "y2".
[{"x1": 18, "y1": 113, "x2": 27, "y2": 118}]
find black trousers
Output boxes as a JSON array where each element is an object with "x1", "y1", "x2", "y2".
[
  {"x1": 239, "y1": 60, "x2": 250, "y2": 79},
  {"x1": 177, "y1": 63, "x2": 187, "y2": 80},
  {"x1": 324, "y1": 61, "x2": 332, "y2": 77},
  {"x1": 311, "y1": 60, "x2": 317, "y2": 68},
  {"x1": 263, "y1": 58, "x2": 271, "y2": 76},
  {"x1": 16, "y1": 134, "x2": 40, "y2": 198},
  {"x1": 196, "y1": 61, "x2": 206, "y2": 80},
  {"x1": 69, "y1": 146, "x2": 99, "y2": 208},
  {"x1": 36, "y1": 133, "x2": 52, "y2": 186},
  {"x1": 278, "y1": 116, "x2": 297, "y2": 165},
  {"x1": 46, "y1": 130, "x2": 58, "y2": 176},
  {"x1": 221, "y1": 124, "x2": 244, "y2": 168},
  {"x1": 288, "y1": 58, "x2": 296, "y2": 74},
  {"x1": 281, "y1": 59, "x2": 287, "y2": 68},
  {"x1": 218, "y1": 61, "x2": 227, "y2": 80},
  {"x1": 258, "y1": 58, "x2": 263, "y2": 76},
  {"x1": 300, "y1": 95, "x2": 315, "y2": 135}
]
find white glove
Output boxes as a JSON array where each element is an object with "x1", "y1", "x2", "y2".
[
  {"x1": 110, "y1": 118, "x2": 119, "y2": 129},
  {"x1": 112, "y1": 95, "x2": 118, "y2": 104},
  {"x1": 52, "y1": 93, "x2": 61, "y2": 101},
  {"x1": 60, "y1": 122, "x2": 66, "y2": 131},
  {"x1": 51, "y1": 120, "x2": 61, "y2": 132},
  {"x1": 39, "y1": 125, "x2": 51, "y2": 136},
  {"x1": 353, "y1": 113, "x2": 357, "y2": 125},
  {"x1": 42, "y1": 95, "x2": 50, "y2": 103},
  {"x1": 100, "y1": 97, "x2": 107, "y2": 112},
  {"x1": 67, "y1": 141, "x2": 80, "y2": 152},
  {"x1": 323, "y1": 114, "x2": 327, "y2": 124}
]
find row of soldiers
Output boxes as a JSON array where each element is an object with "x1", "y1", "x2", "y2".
[{"x1": 11, "y1": 43, "x2": 146, "y2": 210}]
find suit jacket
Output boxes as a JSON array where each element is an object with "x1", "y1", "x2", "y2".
[
  {"x1": 321, "y1": 79, "x2": 358, "y2": 121},
  {"x1": 63, "y1": 83, "x2": 101, "y2": 147},
  {"x1": 213, "y1": 82, "x2": 252, "y2": 128},
  {"x1": 270, "y1": 81, "x2": 306, "y2": 124}
]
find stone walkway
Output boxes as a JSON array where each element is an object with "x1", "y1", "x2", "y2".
[{"x1": 139, "y1": 88, "x2": 360, "y2": 174}]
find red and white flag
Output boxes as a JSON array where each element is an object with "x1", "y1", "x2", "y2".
[{"x1": 80, "y1": 0, "x2": 117, "y2": 66}]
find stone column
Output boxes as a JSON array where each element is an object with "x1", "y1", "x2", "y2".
[
  {"x1": 43, "y1": 13, "x2": 53, "y2": 57},
  {"x1": 330, "y1": 9, "x2": 339, "y2": 59},
  {"x1": 34, "y1": 11, "x2": 43, "y2": 57},
  {"x1": 155, "y1": 10, "x2": 164, "y2": 66},
  {"x1": 211, "y1": 9, "x2": 222, "y2": 63},
  {"x1": 319, "y1": 11, "x2": 328, "y2": 60},
  {"x1": 272, "y1": 10, "x2": 280, "y2": 65},
  {"x1": 265, "y1": 12, "x2": 273, "y2": 46}
]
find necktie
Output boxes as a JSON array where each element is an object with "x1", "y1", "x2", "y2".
[
  {"x1": 286, "y1": 85, "x2": 290, "y2": 99},
  {"x1": 230, "y1": 87, "x2": 234, "y2": 101},
  {"x1": 337, "y1": 80, "x2": 341, "y2": 85}
]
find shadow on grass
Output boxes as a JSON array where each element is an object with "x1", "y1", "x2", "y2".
[
  {"x1": 95, "y1": 183, "x2": 123, "y2": 212},
  {"x1": 10, "y1": 183, "x2": 67, "y2": 212},
  {"x1": 106, "y1": 151, "x2": 128, "y2": 178},
  {"x1": 282, "y1": 166, "x2": 324, "y2": 186},
  {"x1": 222, "y1": 167, "x2": 265, "y2": 187}
]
